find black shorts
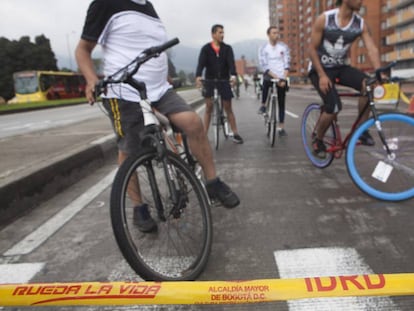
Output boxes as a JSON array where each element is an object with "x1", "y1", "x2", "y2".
[
  {"x1": 102, "y1": 89, "x2": 193, "y2": 154},
  {"x1": 309, "y1": 66, "x2": 368, "y2": 114},
  {"x1": 203, "y1": 80, "x2": 233, "y2": 100}
]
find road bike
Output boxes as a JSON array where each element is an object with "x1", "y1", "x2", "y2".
[
  {"x1": 301, "y1": 62, "x2": 414, "y2": 202},
  {"x1": 262, "y1": 78, "x2": 286, "y2": 147},
  {"x1": 254, "y1": 77, "x2": 263, "y2": 100},
  {"x1": 96, "y1": 38, "x2": 212, "y2": 281},
  {"x1": 202, "y1": 79, "x2": 230, "y2": 150}
]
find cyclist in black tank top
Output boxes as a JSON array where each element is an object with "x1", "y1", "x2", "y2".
[{"x1": 308, "y1": 0, "x2": 384, "y2": 158}]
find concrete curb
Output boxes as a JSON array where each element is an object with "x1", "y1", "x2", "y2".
[{"x1": 0, "y1": 98, "x2": 204, "y2": 226}]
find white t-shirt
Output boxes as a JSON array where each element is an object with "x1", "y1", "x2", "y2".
[
  {"x1": 81, "y1": 0, "x2": 172, "y2": 102},
  {"x1": 258, "y1": 41, "x2": 290, "y2": 79}
]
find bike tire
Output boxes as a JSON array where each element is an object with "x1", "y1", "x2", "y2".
[
  {"x1": 301, "y1": 103, "x2": 336, "y2": 168},
  {"x1": 213, "y1": 99, "x2": 220, "y2": 150},
  {"x1": 269, "y1": 96, "x2": 277, "y2": 147},
  {"x1": 346, "y1": 113, "x2": 414, "y2": 201},
  {"x1": 110, "y1": 148, "x2": 212, "y2": 280}
]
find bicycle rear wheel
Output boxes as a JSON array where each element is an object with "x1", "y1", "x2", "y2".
[
  {"x1": 213, "y1": 99, "x2": 220, "y2": 150},
  {"x1": 110, "y1": 149, "x2": 212, "y2": 280},
  {"x1": 346, "y1": 113, "x2": 414, "y2": 201},
  {"x1": 269, "y1": 96, "x2": 277, "y2": 147},
  {"x1": 301, "y1": 103, "x2": 336, "y2": 168}
]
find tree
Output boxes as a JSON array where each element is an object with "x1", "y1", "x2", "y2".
[{"x1": 0, "y1": 35, "x2": 58, "y2": 100}]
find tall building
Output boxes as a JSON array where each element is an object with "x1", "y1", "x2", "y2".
[
  {"x1": 268, "y1": 0, "x2": 413, "y2": 80},
  {"x1": 386, "y1": 0, "x2": 414, "y2": 78},
  {"x1": 270, "y1": 0, "x2": 336, "y2": 80}
]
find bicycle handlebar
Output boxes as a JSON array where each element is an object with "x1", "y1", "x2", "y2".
[
  {"x1": 142, "y1": 38, "x2": 180, "y2": 57},
  {"x1": 95, "y1": 38, "x2": 180, "y2": 96}
]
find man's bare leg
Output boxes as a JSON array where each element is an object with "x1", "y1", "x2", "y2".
[
  {"x1": 169, "y1": 111, "x2": 216, "y2": 180},
  {"x1": 118, "y1": 150, "x2": 142, "y2": 206},
  {"x1": 203, "y1": 98, "x2": 213, "y2": 134}
]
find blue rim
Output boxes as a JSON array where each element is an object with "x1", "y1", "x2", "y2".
[
  {"x1": 346, "y1": 113, "x2": 414, "y2": 201},
  {"x1": 301, "y1": 103, "x2": 334, "y2": 168}
]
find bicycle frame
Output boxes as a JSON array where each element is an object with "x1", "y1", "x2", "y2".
[
  {"x1": 317, "y1": 83, "x2": 391, "y2": 157},
  {"x1": 202, "y1": 79, "x2": 229, "y2": 150}
]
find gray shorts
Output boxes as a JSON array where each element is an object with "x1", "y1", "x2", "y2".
[{"x1": 102, "y1": 89, "x2": 193, "y2": 154}]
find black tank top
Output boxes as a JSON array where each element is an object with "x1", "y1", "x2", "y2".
[{"x1": 317, "y1": 8, "x2": 364, "y2": 68}]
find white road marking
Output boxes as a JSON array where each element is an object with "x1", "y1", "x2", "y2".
[
  {"x1": 3, "y1": 169, "x2": 116, "y2": 257},
  {"x1": 0, "y1": 263, "x2": 44, "y2": 284},
  {"x1": 274, "y1": 247, "x2": 396, "y2": 310},
  {"x1": 286, "y1": 110, "x2": 299, "y2": 118},
  {"x1": 91, "y1": 133, "x2": 115, "y2": 145}
]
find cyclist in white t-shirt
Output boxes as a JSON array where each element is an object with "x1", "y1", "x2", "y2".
[
  {"x1": 258, "y1": 26, "x2": 291, "y2": 136},
  {"x1": 75, "y1": 0, "x2": 240, "y2": 233}
]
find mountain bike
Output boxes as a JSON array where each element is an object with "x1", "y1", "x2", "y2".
[
  {"x1": 301, "y1": 62, "x2": 414, "y2": 202},
  {"x1": 202, "y1": 79, "x2": 230, "y2": 150},
  {"x1": 262, "y1": 78, "x2": 286, "y2": 147},
  {"x1": 96, "y1": 38, "x2": 212, "y2": 281}
]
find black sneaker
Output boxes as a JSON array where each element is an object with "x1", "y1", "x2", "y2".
[
  {"x1": 278, "y1": 129, "x2": 288, "y2": 137},
  {"x1": 359, "y1": 130, "x2": 375, "y2": 146},
  {"x1": 258, "y1": 106, "x2": 266, "y2": 114},
  {"x1": 232, "y1": 134, "x2": 244, "y2": 144},
  {"x1": 205, "y1": 178, "x2": 240, "y2": 208},
  {"x1": 312, "y1": 138, "x2": 327, "y2": 159},
  {"x1": 133, "y1": 204, "x2": 157, "y2": 233}
]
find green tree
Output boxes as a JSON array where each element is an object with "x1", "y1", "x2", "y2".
[{"x1": 0, "y1": 35, "x2": 58, "y2": 100}]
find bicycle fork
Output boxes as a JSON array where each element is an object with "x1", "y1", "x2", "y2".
[
  {"x1": 143, "y1": 129, "x2": 184, "y2": 220},
  {"x1": 370, "y1": 103, "x2": 396, "y2": 160}
]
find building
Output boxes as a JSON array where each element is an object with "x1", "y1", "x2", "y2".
[
  {"x1": 386, "y1": 0, "x2": 414, "y2": 78},
  {"x1": 270, "y1": 0, "x2": 335, "y2": 80},
  {"x1": 268, "y1": 0, "x2": 413, "y2": 80}
]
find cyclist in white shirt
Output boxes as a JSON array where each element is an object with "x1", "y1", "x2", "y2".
[
  {"x1": 258, "y1": 26, "x2": 291, "y2": 136},
  {"x1": 75, "y1": 0, "x2": 240, "y2": 233}
]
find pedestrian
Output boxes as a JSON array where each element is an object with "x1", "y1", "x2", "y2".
[
  {"x1": 258, "y1": 26, "x2": 291, "y2": 137},
  {"x1": 195, "y1": 24, "x2": 244, "y2": 144},
  {"x1": 75, "y1": 0, "x2": 240, "y2": 232}
]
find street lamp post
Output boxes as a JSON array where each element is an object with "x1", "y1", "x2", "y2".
[{"x1": 66, "y1": 31, "x2": 76, "y2": 71}]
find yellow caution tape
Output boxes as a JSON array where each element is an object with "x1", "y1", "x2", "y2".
[{"x1": 1, "y1": 273, "x2": 414, "y2": 306}]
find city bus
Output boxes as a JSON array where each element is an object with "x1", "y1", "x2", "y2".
[{"x1": 10, "y1": 70, "x2": 86, "y2": 104}]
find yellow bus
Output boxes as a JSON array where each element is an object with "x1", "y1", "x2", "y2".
[{"x1": 10, "y1": 70, "x2": 86, "y2": 104}]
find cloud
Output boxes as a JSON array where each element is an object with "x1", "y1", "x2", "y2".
[
  {"x1": 152, "y1": 0, "x2": 268, "y2": 46},
  {"x1": 0, "y1": 0, "x2": 269, "y2": 68}
]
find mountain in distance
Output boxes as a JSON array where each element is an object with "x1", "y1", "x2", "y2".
[{"x1": 170, "y1": 38, "x2": 267, "y2": 74}]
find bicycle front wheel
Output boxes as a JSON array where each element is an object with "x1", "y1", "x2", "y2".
[
  {"x1": 110, "y1": 149, "x2": 212, "y2": 280},
  {"x1": 269, "y1": 96, "x2": 277, "y2": 147},
  {"x1": 301, "y1": 103, "x2": 336, "y2": 168},
  {"x1": 346, "y1": 113, "x2": 414, "y2": 201}
]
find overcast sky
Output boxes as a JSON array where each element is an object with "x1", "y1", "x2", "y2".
[{"x1": 1, "y1": 0, "x2": 269, "y2": 69}]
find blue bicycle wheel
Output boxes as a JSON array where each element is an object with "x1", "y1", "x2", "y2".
[
  {"x1": 346, "y1": 113, "x2": 414, "y2": 201},
  {"x1": 301, "y1": 103, "x2": 336, "y2": 168}
]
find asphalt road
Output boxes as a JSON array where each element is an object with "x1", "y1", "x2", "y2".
[{"x1": 0, "y1": 87, "x2": 413, "y2": 311}]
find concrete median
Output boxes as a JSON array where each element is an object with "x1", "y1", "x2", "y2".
[{"x1": 0, "y1": 91, "x2": 204, "y2": 226}]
